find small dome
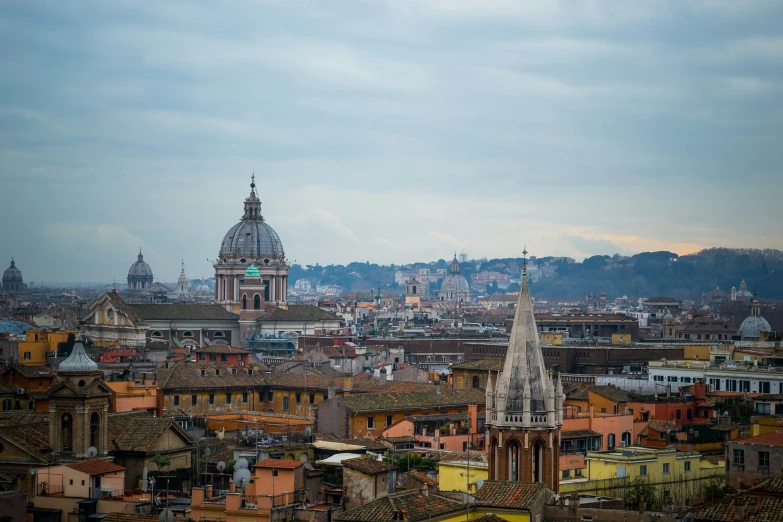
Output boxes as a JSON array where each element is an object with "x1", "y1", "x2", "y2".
[
  {"x1": 2, "y1": 259, "x2": 23, "y2": 282},
  {"x1": 245, "y1": 264, "x2": 261, "y2": 277},
  {"x1": 59, "y1": 342, "x2": 99, "y2": 372},
  {"x1": 440, "y1": 255, "x2": 470, "y2": 299},
  {"x1": 739, "y1": 315, "x2": 771, "y2": 339},
  {"x1": 128, "y1": 251, "x2": 154, "y2": 277}
]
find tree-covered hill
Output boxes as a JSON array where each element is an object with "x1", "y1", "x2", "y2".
[{"x1": 288, "y1": 248, "x2": 783, "y2": 301}]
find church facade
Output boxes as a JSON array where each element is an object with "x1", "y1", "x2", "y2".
[{"x1": 485, "y1": 258, "x2": 564, "y2": 492}]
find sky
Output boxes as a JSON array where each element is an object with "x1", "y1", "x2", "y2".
[{"x1": 1, "y1": 1, "x2": 782, "y2": 284}]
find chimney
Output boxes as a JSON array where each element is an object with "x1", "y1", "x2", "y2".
[
  {"x1": 206, "y1": 485, "x2": 213, "y2": 500},
  {"x1": 569, "y1": 494, "x2": 580, "y2": 514},
  {"x1": 422, "y1": 485, "x2": 428, "y2": 497},
  {"x1": 734, "y1": 499, "x2": 745, "y2": 522},
  {"x1": 434, "y1": 380, "x2": 441, "y2": 395},
  {"x1": 328, "y1": 381, "x2": 336, "y2": 400},
  {"x1": 229, "y1": 480, "x2": 236, "y2": 493},
  {"x1": 380, "y1": 365, "x2": 389, "y2": 384},
  {"x1": 344, "y1": 375, "x2": 353, "y2": 394}
]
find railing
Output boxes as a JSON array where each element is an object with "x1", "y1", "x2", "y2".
[{"x1": 37, "y1": 483, "x2": 64, "y2": 497}]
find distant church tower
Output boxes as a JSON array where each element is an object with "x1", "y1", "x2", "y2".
[
  {"x1": 177, "y1": 260, "x2": 189, "y2": 295},
  {"x1": 486, "y1": 249, "x2": 563, "y2": 491}
]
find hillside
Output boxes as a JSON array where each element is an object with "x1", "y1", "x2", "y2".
[{"x1": 288, "y1": 248, "x2": 783, "y2": 301}]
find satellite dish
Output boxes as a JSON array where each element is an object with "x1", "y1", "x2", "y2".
[
  {"x1": 233, "y1": 468, "x2": 252, "y2": 487},
  {"x1": 216, "y1": 461, "x2": 226, "y2": 472},
  {"x1": 304, "y1": 427, "x2": 312, "y2": 437},
  {"x1": 158, "y1": 509, "x2": 175, "y2": 522},
  {"x1": 86, "y1": 446, "x2": 98, "y2": 458},
  {"x1": 236, "y1": 458, "x2": 249, "y2": 470}
]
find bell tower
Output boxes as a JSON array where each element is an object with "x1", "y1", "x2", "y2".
[
  {"x1": 486, "y1": 248, "x2": 563, "y2": 491},
  {"x1": 48, "y1": 342, "x2": 111, "y2": 458}
]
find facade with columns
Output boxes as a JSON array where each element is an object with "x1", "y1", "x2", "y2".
[
  {"x1": 485, "y1": 260, "x2": 564, "y2": 492},
  {"x1": 215, "y1": 177, "x2": 289, "y2": 311}
]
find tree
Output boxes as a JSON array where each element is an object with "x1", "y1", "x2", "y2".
[
  {"x1": 624, "y1": 477, "x2": 660, "y2": 510},
  {"x1": 152, "y1": 454, "x2": 171, "y2": 472}
]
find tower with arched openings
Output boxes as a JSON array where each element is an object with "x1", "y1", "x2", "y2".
[
  {"x1": 485, "y1": 250, "x2": 564, "y2": 492},
  {"x1": 48, "y1": 342, "x2": 112, "y2": 458}
]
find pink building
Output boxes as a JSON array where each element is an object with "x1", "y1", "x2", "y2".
[{"x1": 382, "y1": 404, "x2": 483, "y2": 452}]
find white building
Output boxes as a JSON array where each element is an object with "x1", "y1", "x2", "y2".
[{"x1": 647, "y1": 360, "x2": 783, "y2": 394}]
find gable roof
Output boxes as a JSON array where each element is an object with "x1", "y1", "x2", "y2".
[
  {"x1": 335, "y1": 490, "x2": 463, "y2": 522},
  {"x1": 66, "y1": 459, "x2": 126, "y2": 475},
  {"x1": 123, "y1": 303, "x2": 239, "y2": 321},
  {"x1": 473, "y1": 481, "x2": 545, "y2": 510},
  {"x1": 342, "y1": 456, "x2": 396, "y2": 476},
  {"x1": 2, "y1": 365, "x2": 55, "y2": 379},
  {"x1": 588, "y1": 385, "x2": 632, "y2": 404},
  {"x1": 335, "y1": 389, "x2": 486, "y2": 413},
  {"x1": 108, "y1": 415, "x2": 191, "y2": 453},
  {"x1": 0, "y1": 420, "x2": 54, "y2": 463},
  {"x1": 735, "y1": 431, "x2": 783, "y2": 447}
]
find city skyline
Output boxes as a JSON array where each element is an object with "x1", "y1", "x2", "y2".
[{"x1": 2, "y1": 1, "x2": 782, "y2": 282}]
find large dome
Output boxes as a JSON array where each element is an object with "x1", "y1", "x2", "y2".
[
  {"x1": 3, "y1": 259, "x2": 22, "y2": 282},
  {"x1": 128, "y1": 250, "x2": 153, "y2": 277},
  {"x1": 220, "y1": 220, "x2": 284, "y2": 259},
  {"x1": 219, "y1": 178, "x2": 285, "y2": 260}
]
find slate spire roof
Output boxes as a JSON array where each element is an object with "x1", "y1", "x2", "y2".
[{"x1": 490, "y1": 256, "x2": 563, "y2": 429}]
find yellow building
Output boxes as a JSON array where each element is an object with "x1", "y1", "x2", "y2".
[
  {"x1": 17, "y1": 329, "x2": 78, "y2": 365},
  {"x1": 438, "y1": 459, "x2": 488, "y2": 494},
  {"x1": 561, "y1": 445, "x2": 725, "y2": 507},
  {"x1": 611, "y1": 333, "x2": 632, "y2": 345},
  {"x1": 751, "y1": 415, "x2": 783, "y2": 436},
  {"x1": 540, "y1": 332, "x2": 564, "y2": 345},
  {"x1": 682, "y1": 344, "x2": 711, "y2": 361}
]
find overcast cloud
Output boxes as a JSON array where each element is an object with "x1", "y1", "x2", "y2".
[{"x1": 1, "y1": 1, "x2": 782, "y2": 283}]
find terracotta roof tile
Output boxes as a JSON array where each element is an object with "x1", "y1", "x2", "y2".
[
  {"x1": 335, "y1": 490, "x2": 463, "y2": 522},
  {"x1": 408, "y1": 470, "x2": 437, "y2": 486},
  {"x1": 336, "y1": 389, "x2": 486, "y2": 413},
  {"x1": 735, "y1": 431, "x2": 783, "y2": 446},
  {"x1": 108, "y1": 415, "x2": 191, "y2": 452},
  {"x1": 255, "y1": 459, "x2": 304, "y2": 469},
  {"x1": 66, "y1": 459, "x2": 126, "y2": 475},
  {"x1": 343, "y1": 456, "x2": 396, "y2": 475},
  {"x1": 474, "y1": 481, "x2": 545, "y2": 510}
]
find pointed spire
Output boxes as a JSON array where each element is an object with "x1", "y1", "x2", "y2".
[{"x1": 485, "y1": 371, "x2": 494, "y2": 412}]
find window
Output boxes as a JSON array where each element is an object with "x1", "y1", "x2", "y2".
[
  {"x1": 608, "y1": 433, "x2": 615, "y2": 450},
  {"x1": 81, "y1": 480, "x2": 85, "y2": 486},
  {"x1": 667, "y1": 376, "x2": 677, "y2": 382},
  {"x1": 676, "y1": 409, "x2": 681, "y2": 420},
  {"x1": 283, "y1": 397, "x2": 289, "y2": 411},
  {"x1": 463, "y1": 442, "x2": 469, "y2": 451},
  {"x1": 684, "y1": 461, "x2": 691, "y2": 473},
  {"x1": 23, "y1": 352, "x2": 31, "y2": 360},
  {"x1": 663, "y1": 463, "x2": 670, "y2": 475},
  {"x1": 640, "y1": 465, "x2": 647, "y2": 477},
  {"x1": 69, "y1": 479, "x2": 73, "y2": 485},
  {"x1": 654, "y1": 376, "x2": 664, "y2": 382},
  {"x1": 741, "y1": 380, "x2": 751, "y2": 392},
  {"x1": 253, "y1": 294, "x2": 261, "y2": 310},
  {"x1": 759, "y1": 451, "x2": 769, "y2": 474},
  {"x1": 174, "y1": 395, "x2": 180, "y2": 406},
  {"x1": 757, "y1": 403, "x2": 771, "y2": 414},
  {"x1": 727, "y1": 380, "x2": 738, "y2": 392},
  {"x1": 562, "y1": 470, "x2": 571, "y2": 479},
  {"x1": 223, "y1": 355, "x2": 230, "y2": 363},
  {"x1": 247, "y1": 368, "x2": 253, "y2": 375},
  {"x1": 310, "y1": 393, "x2": 315, "y2": 404},
  {"x1": 2, "y1": 400, "x2": 11, "y2": 411},
  {"x1": 268, "y1": 391, "x2": 274, "y2": 402},
  {"x1": 213, "y1": 331, "x2": 225, "y2": 338},
  {"x1": 242, "y1": 392, "x2": 248, "y2": 403},
  {"x1": 201, "y1": 369, "x2": 206, "y2": 376},
  {"x1": 214, "y1": 367, "x2": 220, "y2": 375},
  {"x1": 199, "y1": 353, "x2": 206, "y2": 361},
  {"x1": 191, "y1": 395, "x2": 197, "y2": 405},
  {"x1": 226, "y1": 393, "x2": 232, "y2": 404},
  {"x1": 231, "y1": 367, "x2": 237, "y2": 375},
  {"x1": 733, "y1": 449, "x2": 744, "y2": 471},
  {"x1": 710, "y1": 378, "x2": 721, "y2": 391},
  {"x1": 272, "y1": 469, "x2": 279, "y2": 477},
  {"x1": 209, "y1": 394, "x2": 215, "y2": 405},
  {"x1": 183, "y1": 331, "x2": 194, "y2": 337},
  {"x1": 151, "y1": 331, "x2": 163, "y2": 338},
  {"x1": 387, "y1": 415, "x2": 393, "y2": 427},
  {"x1": 296, "y1": 393, "x2": 301, "y2": 404},
  {"x1": 439, "y1": 443, "x2": 446, "y2": 450},
  {"x1": 759, "y1": 381, "x2": 770, "y2": 394},
  {"x1": 367, "y1": 416, "x2": 375, "y2": 429},
  {"x1": 38, "y1": 381, "x2": 43, "y2": 388}
]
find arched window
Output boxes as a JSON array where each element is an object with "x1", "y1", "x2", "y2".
[
  {"x1": 253, "y1": 294, "x2": 261, "y2": 310},
  {"x1": 90, "y1": 412, "x2": 100, "y2": 449},
  {"x1": 532, "y1": 440, "x2": 544, "y2": 483},
  {"x1": 182, "y1": 331, "x2": 194, "y2": 338},
  {"x1": 472, "y1": 376, "x2": 480, "y2": 389},
  {"x1": 242, "y1": 294, "x2": 247, "y2": 310},
  {"x1": 412, "y1": 285, "x2": 417, "y2": 295},
  {"x1": 213, "y1": 331, "x2": 225, "y2": 338},
  {"x1": 62, "y1": 413, "x2": 73, "y2": 452},
  {"x1": 508, "y1": 440, "x2": 519, "y2": 481},
  {"x1": 151, "y1": 331, "x2": 163, "y2": 338}
]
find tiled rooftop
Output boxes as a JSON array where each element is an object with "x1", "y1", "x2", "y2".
[
  {"x1": 474, "y1": 481, "x2": 545, "y2": 510},
  {"x1": 735, "y1": 432, "x2": 783, "y2": 447},
  {"x1": 343, "y1": 456, "x2": 396, "y2": 476},
  {"x1": 335, "y1": 490, "x2": 463, "y2": 522},
  {"x1": 337, "y1": 389, "x2": 486, "y2": 412},
  {"x1": 66, "y1": 459, "x2": 126, "y2": 475}
]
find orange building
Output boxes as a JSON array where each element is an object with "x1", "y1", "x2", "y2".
[
  {"x1": 106, "y1": 381, "x2": 159, "y2": 415},
  {"x1": 191, "y1": 459, "x2": 307, "y2": 522},
  {"x1": 0, "y1": 365, "x2": 56, "y2": 412}
]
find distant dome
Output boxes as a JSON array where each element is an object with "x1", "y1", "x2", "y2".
[
  {"x1": 739, "y1": 316, "x2": 771, "y2": 339},
  {"x1": 3, "y1": 259, "x2": 22, "y2": 282},
  {"x1": 245, "y1": 264, "x2": 261, "y2": 278},
  {"x1": 219, "y1": 179, "x2": 284, "y2": 260},
  {"x1": 59, "y1": 342, "x2": 98, "y2": 372},
  {"x1": 440, "y1": 255, "x2": 470, "y2": 301},
  {"x1": 128, "y1": 251, "x2": 153, "y2": 277},
  {"x1": 739, "y1": 295, "x2": 771, "y2": 339}
]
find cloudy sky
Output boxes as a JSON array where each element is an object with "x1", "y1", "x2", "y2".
[{"x1": 1, "y1": 1, "x2": 782, "y2": 283}]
